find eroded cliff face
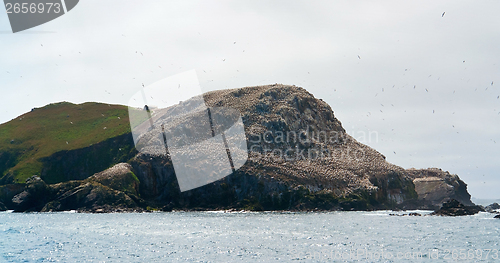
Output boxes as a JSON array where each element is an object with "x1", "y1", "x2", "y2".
[
  {"x1": 406, "y1": 168, "x2": 473, "y2": 208},
  {"x1": 125, "y1": 84, "x2": 462, "y2": 211}
]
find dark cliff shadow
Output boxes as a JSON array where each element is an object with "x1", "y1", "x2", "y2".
[{"x1": 39, "y1": 133, "x2": 138, "y2": 184}]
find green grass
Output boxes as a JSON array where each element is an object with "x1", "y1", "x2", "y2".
[{"x1": 0, "y1": 102, "x2": 131, "y2": 183}]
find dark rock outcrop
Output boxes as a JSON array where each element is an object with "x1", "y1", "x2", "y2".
[
  {"x1": 495, "y1": 214, "x2": 500, "y2": 219},
  {"x1": 5, "y1": 164, "x2": 144, "y2": 212},
  {"x1": 41, "y1": 181, "x2": 141, "y2": 213},
  {"x1": 485, "y1": 203, "x2": 500, "y2": 213},
  {"x1": 430, "y1": 199, "x2": 483, "y2": 216},
  {"x1": 0, "y1": 183, "x2": 24, "y2": 208},
  {"x1": 0, "y1": 200, "x2": 6, "y2": 211},
  {"x1": 11, "y1": 175, "x2": 51, "y2": 212}
]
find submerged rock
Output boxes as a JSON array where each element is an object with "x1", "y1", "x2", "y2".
[
  {"x1": 430, "y1": 199, "x2": 483, "y2": 216},
  {"x1": 389, "y1": 212, "x2": 421, "y2": 216}
]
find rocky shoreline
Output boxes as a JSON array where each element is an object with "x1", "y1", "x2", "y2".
[
  {"x1": 1, "y1": 167, "x2": 488, "y2": 215},
  {"x1": 0, "y1": 176, "x2": 496, "y2": 217},
  {"x1": 0, "y1": 85, "x2": 486, "y2": 214}
]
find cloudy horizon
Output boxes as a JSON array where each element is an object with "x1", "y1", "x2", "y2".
[{"x1": 1, "y1": 0, "x2": 499, "y2": 199}]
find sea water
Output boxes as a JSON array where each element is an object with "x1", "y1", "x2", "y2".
[{"x1": 1, "y1": 210, "x2": 499, "y2": 262}]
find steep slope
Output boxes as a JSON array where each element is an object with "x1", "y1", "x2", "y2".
[
  {"x1": 407, "y1": 168, "x2": 473, "y2": 207},
  {"x1": 129, "y1": 84, "x2": 471, "y2": 210},
  {"x1": 0, "y1": 102, "x2": 133, "y2": 184}
]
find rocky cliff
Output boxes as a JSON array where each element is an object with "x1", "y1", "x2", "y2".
[
  {"x1": 406, "y1": 168, "x2": 473, "y2": 209},
  {"x1": 125, "y1": 84, "x2": 473, "y2": 211},
  {"x1": 0, "y1": 84, "x2": 475, "y2": 212}
]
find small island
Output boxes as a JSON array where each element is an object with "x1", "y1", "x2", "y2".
[{"x1": 0, "y1": 85, "x2": 479, "y2": 213}]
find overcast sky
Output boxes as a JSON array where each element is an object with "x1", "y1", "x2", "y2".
[{"x1": 1, "y1": 0, "x2": 499, "y2": 199}]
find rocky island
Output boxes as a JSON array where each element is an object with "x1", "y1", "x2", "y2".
[
  {"x1": 0, "y1": 85, "x2": 476, "y2": 212},
  {"x1": 430, "y1": 199, "x2": 483, "y2": 216}
]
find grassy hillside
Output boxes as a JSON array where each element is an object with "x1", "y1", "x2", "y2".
[{"x1": 0, "y1": 102, "x2": 131, "y2": 183}]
